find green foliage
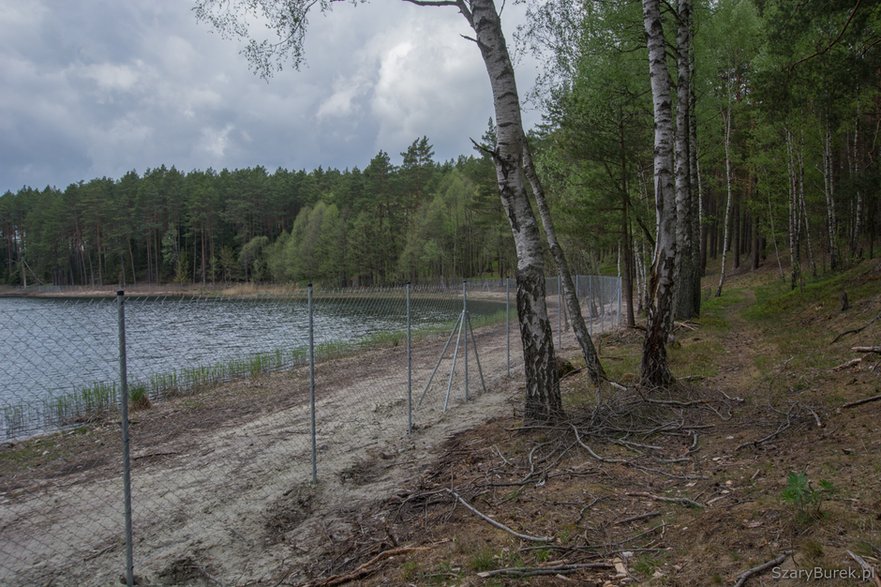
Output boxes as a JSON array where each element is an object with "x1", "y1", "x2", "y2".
[
  {"x1": 0, "y1": 142, "x2": 510, "y2": 287},
  {"x1": 781, "y1": 472, "x2": 835, "y2": 523}
]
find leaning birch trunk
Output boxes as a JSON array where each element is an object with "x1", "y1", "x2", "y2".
[
  {"x1": 462, "y1": 0, "x2": 561, "y2": 421},
  {"x1": 716, "y1": 104, "x2": 734, "y2": 297},
  {"x1": 522, "y1": 142, "x2": 606, "y2": 384},
  {"x1": 640, "y1": 0, "x2": 677, "y2": 387},
  {"x1": 785, "y1": 129, "x2": 801, "y2": 290},
  {"x1": 674, "y1": 0, "x2": 696, "y2": 319},
  {"x1": 823, "y1": 124, "x2": 839, "y2": 270}
]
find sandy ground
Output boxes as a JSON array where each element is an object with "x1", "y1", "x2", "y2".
[{"x1": 0, "y1": 298, "x2": 616, "y2": 585}]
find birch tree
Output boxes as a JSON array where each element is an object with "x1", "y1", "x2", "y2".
[
  {"x1": 673, "y1": 0, "x2": 699, "y2": 318},
  {"x1": 194, "y1": 0, "x2": 564, "y2": 421},
  {"x1": 640, "y1": 0, "x2": 677, "y2": 386}
]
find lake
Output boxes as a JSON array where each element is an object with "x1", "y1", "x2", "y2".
[{"x1": 0, "y1": 292, "x2": 505, "y2": 438}]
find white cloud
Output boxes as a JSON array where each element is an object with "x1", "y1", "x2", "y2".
[{"x1": 0, "y1": 0, "x2": 540, "y2": 191}]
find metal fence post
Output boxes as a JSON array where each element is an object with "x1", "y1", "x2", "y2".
[
  {"x1": 463, "y1": 280, "x2": 469, "y2": 401},
  {"x1": 308, "y1": 283, "x2": 317, "y2": 483},
  {"x1": 116, "y1": 291, "x2": 134, "y2": 587},
  {"x1": 406, "y1": 282, "x2": 412, "y2": 434},
  {"x1": 505, "y1": 277, "x2": 510, "y2": 377}
]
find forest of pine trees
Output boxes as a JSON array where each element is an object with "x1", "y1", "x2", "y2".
[{"x1": 0, "y1": 135, "x2": 523, "y2": 288}]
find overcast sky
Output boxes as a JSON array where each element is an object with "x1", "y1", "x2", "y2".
[{"x1": 0, "y1": 1, "x2": 542, "y2": 194}]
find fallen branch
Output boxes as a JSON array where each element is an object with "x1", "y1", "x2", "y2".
[
  {"x1": 615, "y1": 511, "x2": 662, "y2": 525},
  {"x1": 842, "y1": 393, "x2": 881, "y2": 409},
  {"x1": 852, "y1": 346, "x2": 881, "y2": 353},
  {"x1": 477, "y1": 562, "x2": 614, "y2": 578},
  {"x1": 304, "y1": 545, "x2": 433, "y2": 587},
  {"x1": 642, "y1": 397, "x2": 714, "y2": 407},
  {"x1": 446, "y1": 489, "x2": 553, "y2": 543},
  {"x1": 735, "y1": 405, "x2": 796, "y2": 451},
  {"x1": 570, "y1": 424, "x2": 629, "y2": 464},
  {"x1": 831, "y1": 310, "x2": 881, "y2": 343},
  {"x1": 847, "y1": 550, "x2": 881, "y2": 587},
  {"x1": 732, "y1": 552, "x2": 791, "y2": 587},
  {"x1": 833, "y1": 358, "x2": 863, "y2": 371},
  {"x1": 625, "y1": 491, "x2": 704, "y2": 509}
]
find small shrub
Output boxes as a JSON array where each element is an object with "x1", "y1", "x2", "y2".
[{"x1": 781, "y1": 472, "x2": 834, "y2": 524}]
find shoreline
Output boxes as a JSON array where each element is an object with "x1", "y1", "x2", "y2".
[{"x1": 0, "y1": 281, "x2": 512, "y2": 300}]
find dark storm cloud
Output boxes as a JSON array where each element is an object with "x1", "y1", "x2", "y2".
[{"x1": 0, "y1": 1, "x2": 538, "y2": 192}]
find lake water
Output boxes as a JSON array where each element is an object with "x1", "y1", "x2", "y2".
[{"x1": 0, "y1": 293, "x2": 504, "y2": 438}]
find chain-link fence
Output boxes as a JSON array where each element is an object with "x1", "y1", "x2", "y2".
[{"x1": 0, "y1": 276, "x2": 621, "y2": 585}]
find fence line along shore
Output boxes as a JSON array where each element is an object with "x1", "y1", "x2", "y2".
[{"x1": 0, "y1": 276, "x2": 623, "y2": 586}]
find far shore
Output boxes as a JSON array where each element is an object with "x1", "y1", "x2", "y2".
[{"x1": 0, "y1": 281, "x2": 511, "y2": 300}]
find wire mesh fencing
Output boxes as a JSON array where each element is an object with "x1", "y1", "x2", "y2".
[{"x1": 0, "y1": 275, "x2": 620, "y2": 585}]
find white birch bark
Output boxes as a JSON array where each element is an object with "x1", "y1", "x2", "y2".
[
  {"x1": 674, "y1": 0, "x2": 697, "y2": 319},
  {"x1": 640, "y1": 0, "x2": 677, "y2": 387},
  {"x1": 461, "y1": 0, "x2": 561, "y2": 420}
]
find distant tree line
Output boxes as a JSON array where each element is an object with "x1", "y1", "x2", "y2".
[{"x1": 0, "y1": 135, "x2": 521, "y2": 288}]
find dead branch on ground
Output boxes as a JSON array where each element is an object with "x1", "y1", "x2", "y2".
[
  {"x1": 300, "y1": 544, "x2": 433, "y2": 587},
  {"x1": 842, "y1": 393, "x2": 881, "y2": 409},
  {"x1": 626, "y1": 491, "x2": 704, "y2": 509},
  {"x1": 446, "y1": 488, "x2": 554, "y2": 543},
  {"x1": 732, "y1": 552, "x2": 791, "y2": 587},
  {"x1": 831, "y1": 311, "x2": 881, "y2": 343},
  {"x1": 476, "y1": 562, "x2": 614, "y2": 578}
]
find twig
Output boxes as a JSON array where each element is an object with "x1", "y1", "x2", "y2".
[
  {"x1": 732, "y1": 552, "x2": 791, "y2": 587},
  {"x1": 642, "y1": 397, "x2": 713, "y2": 407},
  {"x1": 626, "y1": 491, "x2": 704, "y2": 508},
  {"x1": 831, "y1": 310, "x2": 881, "y2": 343},
  {"x1": 842, "y1": 393, "x2": 881, "y2": 409},
  {"x1": 615, "y1": 511, "x2": 662, "y2": 525},
  {"x1": 806, "y1": 406, "x2": 823, "y2": 428},
  {"x1": 847, "y1": 550, "x2": 881, "y2": 587},
  {"x1": 477, "y1": 562, "x2": 614, "y2": 578},
  {"x1": 570, "y1": 424, "x2": 629, "y2": 464},
  {"x1": 833, "y1": 358, "x2": 863, "y2": 371},
  {"x1": 735, "y1": 405, "x2": 796, "y2": 451},
  {"x1": 853, "y1": 346, "x2": 881, "y2": 353},
  {"x1": 302, "y1": 545, "x2": 433, "y2": 587},
  {"x1": 446, "y1": 489, "x2": 553, "y2": 543}
]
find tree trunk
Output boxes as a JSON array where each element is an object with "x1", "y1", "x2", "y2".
[
  {"x1": 640, "y1": 0, "x2": 677, "y2": 387},
  {"x1": 717, "y1": 105, "x2": 734, "y2": 297},
  {"x1": 464, "y1": 0, "x2": 561, "y2": 421},
  {"x1": 850, "y1": 117, "x2": 863, "y2": 259},
  {"x1": 786, "y1": 129, "x2": 801, "y2": 290},
  {"x1": 823, "y1": 124, "x2": 839, "y2": 270},
  {"x1": 674, "y1": 0, "x2": 697, "y2": 320},
  {"x1": 688, "y1": 44, "x2": 703, "y2": 309},
  {"x1": 522, "y1": 143, "x2": 606, "y2": 384},
  {"x1": 798, "y1": 142, "x2": 817, "y2": 277}
]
